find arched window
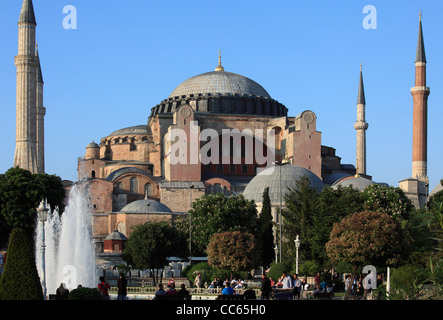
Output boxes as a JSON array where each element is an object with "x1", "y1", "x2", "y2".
[
  {"x1": 144, "y1": 183, "x2": 153, "y2": 197},
  {"x1": 130, "y1": 177, "x2": 138, "y2": 194},
  {"x1": 91, "y1": 170, "x2": 96, "y2": 178}
]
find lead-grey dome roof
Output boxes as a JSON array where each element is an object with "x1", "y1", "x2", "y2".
[
  {"x1": 120, "y1": 199, "x2": 172, "y2": 214},
  {"x1": 169, "y1": 71, "x2": 271, "y2": 99},
  {"x1": 331, "y1": 176, "x2": 375, "y2": 191},
  {"x1": 108, "y1": 125, "x2": 150, "y2": 137},
  {"x1": 242, "y1": 165, "x2": 324, "y2": 204}
]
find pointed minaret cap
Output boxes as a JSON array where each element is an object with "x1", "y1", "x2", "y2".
[
  {"x1": 357, "y1": 64, "x2": 366, "y2": 105},
  {"x1": 416, "y1": 11, "x2": 426, "y2": 63},
  {"x1": 215, "y1": 50, "x2": 225, "y2": 72},
  {"x1": 19, "y1": 0, "x2": 36, "y2": 24}
]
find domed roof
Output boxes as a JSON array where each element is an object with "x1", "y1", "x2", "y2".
[
  {"x1": 242, "y1": 165, "x2": 324, "y2": 204},
  {"x1": 169, "y1": 71, "x2": 271, "y2": 99},
  {"x1": 108, "y1": 125, "x2": 150, "y2": 137},
  {"x1": 331, "y1": 175, "x2": 375, "y2": 191},
  {"x1": 86, "y1": 141, "x2": 99, "y2": 148},
  {"x1": 120, "y1": 199, "x2": 172, "y2": 214}
]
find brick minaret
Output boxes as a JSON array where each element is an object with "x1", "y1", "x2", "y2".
[
  {"x1": 411, "y1": 12, "x2": 430, "y2": 183},
  {"x1": 14, "y1": 0, "x2": 38, "y2": 173},
  {"x1": 354, "y1": 64, "x2": 368, "y2": 176}
]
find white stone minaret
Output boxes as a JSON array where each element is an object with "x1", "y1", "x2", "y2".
[
  {"x1": 36, "y1": 43, "x2": 45, "y2": 173},
  {"x1": 354, "y1": 64, "x2": 368, "y2": 176},
  {"x1": 14, "y1": 0, "x2": 39, "y2": 173}
]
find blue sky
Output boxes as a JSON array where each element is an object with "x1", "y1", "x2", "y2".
[{"x1": 0, "y1": 0, "x2": 442, "y2": 191}]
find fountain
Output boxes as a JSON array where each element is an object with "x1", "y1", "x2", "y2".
[{"x1": 35, "y1": 183, "x2": 98, "y2": 294}]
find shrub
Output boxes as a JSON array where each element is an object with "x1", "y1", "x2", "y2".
[
  {"x1": 267, "y1": 262, "x2": 290, "y2": 282},
  {"x1": 68, "y1": 287, "x2": 103, "y2": 300},
  {"x1": 0, "y1": 228, "x2": 43, "y2": 300}
]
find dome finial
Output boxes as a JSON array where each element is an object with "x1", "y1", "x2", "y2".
[{"x1": 215, "y1": 50, "x2": 224, "y2": 72}]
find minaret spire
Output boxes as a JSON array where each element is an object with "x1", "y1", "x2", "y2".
[
  {"x1": 14, "y1": 0, "x2": 39, "y2": 173},
  {"x1": 411, "y1": 12, "x2": 430, "y2": 182},
  {"x1": 354, "y1": 64, "x2": 369, "y2": 176},
  {"x1": 36, "y1": 43, "x2": 46, "y2": 173}
]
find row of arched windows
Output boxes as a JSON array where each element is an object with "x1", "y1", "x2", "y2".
[{"x1": 115, "y1": 178, "x2": 153, "y2": 196}]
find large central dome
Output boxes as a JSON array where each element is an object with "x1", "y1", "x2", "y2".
[{"x1": 169, "y1": 70, "x2": 271, "y2": 99}]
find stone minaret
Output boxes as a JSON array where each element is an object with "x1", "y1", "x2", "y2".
[
  {"x1": 354, "y1": 64, "x2": 368, "y2": 176},
  {"x1": 411, "y1": 12, "x2": 430, "y2": 183},
  {"x1": 14, "y1": 0, "x2": 39, "y2": 173},
  {"x1": 36, "y1": 44, "x2": 45, "y2": 173}
]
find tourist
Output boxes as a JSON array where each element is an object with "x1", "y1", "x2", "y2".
[
  {"x1": 260, "y1": 274, "x2": 272, "y2": 300},
  {"x1": 98, "y1": 276, "x2": 111, "y2": 300},
  {"x1": 167, "y1": 283, "x2": 178, "y2": 295},
  {"x1": 314, "y1": 272, "x2": 321, "y2": 286},
  {"x1": 208, "y1": 277, "x2": 218, "y2": 293},
  {"x1": 194, "y1": 273, "x2": 202, "y2": 291},
  {"x1": 279, "y1": 271, "x2": 292, "y2": 289},
  {"x1": 117, "y1": 273, "x2": 128, "y2": 300},
  {"x1": 56, "y1": 283, "x2": 69, "y2": 300},
  {"x1": 292, "y1": 274, "x2": 301, "y2": 300},
  {"x1": 222, "y1": 282, "x2": 234, "y2": 295},
  {"x1": 154, "y1": 283, "x2": 167, "y2": 299},
  {"x1": 177, "y1": 283, "x2": 190, "y2": 296}
]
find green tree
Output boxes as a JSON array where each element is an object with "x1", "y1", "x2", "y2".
[
  {"x1": 326, "y1": 211, "x2": 412, "y2": 299},
  {"x1": 207, "y1": 231, "x2": 260, "y2": 278},
  {"x1": 311, "y1": 185, "x2": 365, "y2": 267},
  {"x1": 282, "y1": 176, "x2": 318, "y2": 262},
  {"x1": 259, "y1": 187, "x2": 275, "y2": 269},
  {"x1": 0, "y1": 167, "x2": 66, "y2": 245},
  {"x1": 122, "y1": 222, "x2": 188, "y2": 285},
  {"x1": 176, "y1": 193, "x2": 260, "y2": 256},
  {"x1": 0, "y1": 228, "x2": 43, "y2": 300}
]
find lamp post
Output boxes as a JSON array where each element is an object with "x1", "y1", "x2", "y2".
[
  {"x1": 37, "y1": 199, "x2": 49, "y2": 300},
  {"x1": 294, "y1": 235, "x2": 301, "y2": 275},
  {"x1": 275, "y1": 157, "x2": 290, "y2": 263},
  {"x1": 189, "y1": 185, "x2": 195, "y2": 265}
]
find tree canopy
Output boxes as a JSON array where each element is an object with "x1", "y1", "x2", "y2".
[
  {"x1": 122, "y1": 221, "x2": 187, "y2": 285},
  {"x1": 207, "y1": 231, "x2": 260, "y2": 274},
  {"x1": 0, "y1": 167, "x2": 66, "y2": 245},
  {"x1": 176, "y1": 193, "x2": 260, "y2": 256}
]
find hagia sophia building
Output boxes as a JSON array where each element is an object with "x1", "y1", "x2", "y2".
[{"x1": 12, "y1": 1, "x2": 441, "y2": 260}]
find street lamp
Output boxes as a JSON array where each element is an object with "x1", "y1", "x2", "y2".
[
  {"x1": 189, "y1": 185, "x2": 195, "y2": 265},
  {"x1": 294, "y1": 235, "x2": 301, "y2": 275},
  {"x1": 37, "y1": 199, "x2": 49, "y2": 300},
  {"x1": 275, "y1": 157, "x2": 290, "y2": 263}
]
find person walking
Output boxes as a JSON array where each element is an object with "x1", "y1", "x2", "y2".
[
  {"x1": 98, "y1": 276, "x2": 111, "y2": 300},
  {"x1": 194, "y1": 272, "x2": 202, "y2": 292},
  {"x1": 117, "y1": 273, "x2": 128, "y2": 300},
  {"x1": 260, "y1": 274, "x2": 272, "y2": 300}
]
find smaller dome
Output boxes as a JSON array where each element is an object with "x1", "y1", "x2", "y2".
[
  {"x1": 243, "y1": 165, "x2": 324, "y2": 204},
  {"x1": 86, "y1": 141, "x2": 99, "y2": 148},
  {"x1": 120, "y1": 199, "x2": 172, "y2": 214},
  {"x1": 105, "y1": 230, "x2": 128, "y2": 241},
  {"x1": 332, "y1": 175, "x2": 375, "y2": 191}
]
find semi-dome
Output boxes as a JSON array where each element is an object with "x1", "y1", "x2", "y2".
[
  {"x1": 120, "y1": 199, "x2": 172, "y2": 214},
  {"x1": 242, "y1": 165, "x2": 324, "y2": 204},
  {"x1": 169, "y1": 71, "x2": 271, "y2": 99},
  {"x1": 331, "y1": 175, "x2": 375, "y2": 191}
]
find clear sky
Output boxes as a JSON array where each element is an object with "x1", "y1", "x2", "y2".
[{"x1": 0, "y1": 0, "x2": 442, "y2": 191}]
